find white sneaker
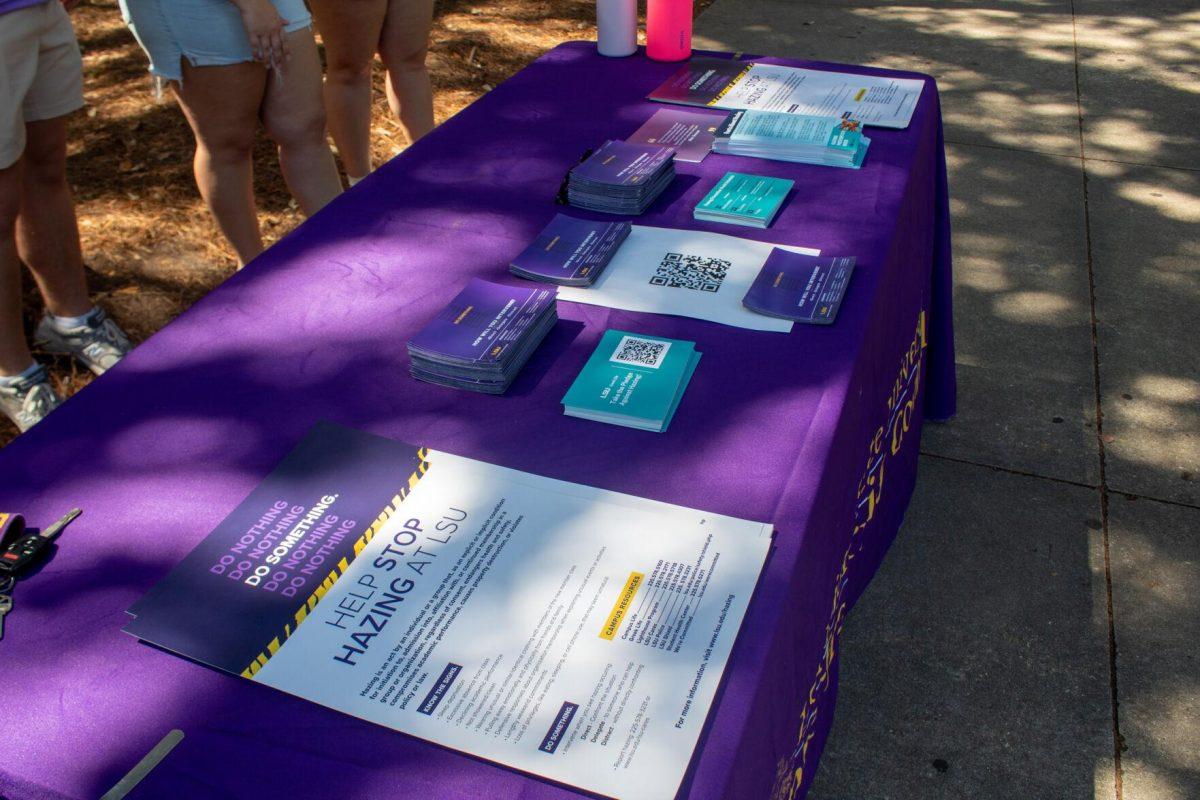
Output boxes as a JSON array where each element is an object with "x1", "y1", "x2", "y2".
[
  {"x1": 0, "y1": 364, "x2": 62, "y2": 432},
  {"x1": 35, "y1": 307, "x2": 132, "y2": 376}
]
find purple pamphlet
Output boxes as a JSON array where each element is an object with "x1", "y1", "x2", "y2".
[
  {"x1": 408, "y1": 278, "x2": 554, "y2": 366},
  {"x1": 407, "y1": 278, "x2": 557, "y2": 393},
  {"x1": 509, "y1": 214, "x2": 631, "y2": 286},
  {"x1": 626, "y1": 108, "x2": 726, "y2": 163},
  {"x1": 570, "y1": 139, "x2": 675, "y2": 187},
  {"x1": 567, "y1": 140, "x2": 676, "y2": 215},
  {"x1": 742, "y1": 250, "x2": 856, "y2": 325}
]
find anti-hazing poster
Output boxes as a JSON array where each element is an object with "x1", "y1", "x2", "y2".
[
  {"x1": 649, "y1": 58, "x2": 924, "y2": 130},
  {"x1": 125, "y1": 422, "x2": 772, "y2": 800}
]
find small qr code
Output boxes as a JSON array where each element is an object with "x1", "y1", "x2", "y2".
[
  {"x1": 649, "y1": 252, "x2": 732, "y2": 293},
  {"x1": 611, "y1": 335, "x2": 671, "y2": 369}
]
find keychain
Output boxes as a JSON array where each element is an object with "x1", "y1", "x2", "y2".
[
  {"x1": 0, "y1": 508, "x2": 80, "y2": 576},
  {"x1": 0, "y1": 509, "x2": 81, "y2": 641}
]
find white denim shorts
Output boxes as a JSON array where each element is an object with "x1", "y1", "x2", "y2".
[{"x1": 118, "y1": 0, "x2": 312, "y2": 82}]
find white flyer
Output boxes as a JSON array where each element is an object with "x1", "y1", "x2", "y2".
[
  {"x1": 719, "y1": 64, "x2": 923, "y2": 128},
  {"x1": 557, "y1": 225, "x2": 820, "y2": 332},
  {"x1": 649, "y1": 59, "x2": 924, "y2": 129}
]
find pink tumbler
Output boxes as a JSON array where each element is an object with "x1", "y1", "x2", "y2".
[{"x1": 646, "y1": 0, "x2": 692, "y2": 62}]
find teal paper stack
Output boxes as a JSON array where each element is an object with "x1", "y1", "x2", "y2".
[
  {"x1": 562, "y1": 329, "x2": 701, "y2": 433},
  {"x1": 693, "y1": 171, "x2": 794, "y2": 229},
  {"x1": 712, "y1": 109, "x2": 871, "y2": 168}
]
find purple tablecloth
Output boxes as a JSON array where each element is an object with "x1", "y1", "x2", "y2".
[{"x1": 0, "y1": 43, "x2": 953, "y2": 800}]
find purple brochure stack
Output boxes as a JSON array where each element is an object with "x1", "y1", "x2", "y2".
[
  {"x1": 407, "y1": 278, "x2": 557, "y2": 393},
  {"x1": 566, "y1": 139, "x2": 676, "y2": 215},
  {"x1": 509, "y1": 213, "x2": 631, "y2": 286}
]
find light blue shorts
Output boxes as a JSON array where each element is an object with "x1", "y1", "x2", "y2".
[{"x1": 119, "y1": 0, "x2": 312, "y2": 82}]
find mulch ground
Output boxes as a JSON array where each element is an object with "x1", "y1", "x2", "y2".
[{"x1": 3, "y1": 0, "x2": 712, "y2": 445}]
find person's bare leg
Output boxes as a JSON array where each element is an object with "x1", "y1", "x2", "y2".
[
  {"x1": 0, "y1": 161, "x2": 32, "y2": 376},
  {"x1": 309, "y1": 0, "x2": 386, "y2": 180},
  {"x1": 261, "y1": 28, "x2": 342, "y2": 215},
  {"x1": 15, "y1": 116, "x2": 90, "y2": 319},
  {"x1": 380, "y1": 0, "x2": 435, "y2": 144},
  {"x1": 174, "y1": 60, "x2": 267, "y2": 267}
]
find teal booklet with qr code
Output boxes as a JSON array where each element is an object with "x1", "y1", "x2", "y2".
[{"x1": 561, "y1": 329, "x2": 701, "y2": 433}]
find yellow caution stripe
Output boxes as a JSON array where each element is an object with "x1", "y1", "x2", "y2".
[
  {"x1": 239, "y1": 449, "x2": 431, "y2": 677},
  {"x1": 708, "y1": 64, "x2": 755, "y2": 106}
]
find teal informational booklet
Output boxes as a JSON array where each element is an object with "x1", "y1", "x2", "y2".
[
  {"x1": 562, "y1": 329, "x2": 701, "y2": 432},
  {"x1": 713, "y1": 109, "x2": 870, "y2": 168},
  {"x1": 694, "y1": 171, "x2": 794, "y2": 229}
]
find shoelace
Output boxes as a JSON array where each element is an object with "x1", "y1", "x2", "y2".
[
  {"x1": 81, "y1": 316, "x2": 131, "y2": 359},
  {"x1": 94, "y1": 315, "x2": 130, "y2": 347}
]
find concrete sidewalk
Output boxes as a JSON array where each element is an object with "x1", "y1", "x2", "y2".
[{"x1": 694, "y1": 2, "x2": 1199, "y2": 798}]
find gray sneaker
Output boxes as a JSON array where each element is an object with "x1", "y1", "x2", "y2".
[
  {"x1": 35, "y1": 307, "x2": 132, "y2": 375},
  {"x1": 0, "y1": 364, "x2": 63, "y2": 432}
]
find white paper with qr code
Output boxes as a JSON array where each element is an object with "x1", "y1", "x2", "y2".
[{"x1": 556, "y1": 226, "x2": 819, "y2": 332}]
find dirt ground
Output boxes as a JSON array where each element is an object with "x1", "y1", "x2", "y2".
[{"x1": 3, "y1": 0, "x2": 712, "y2": 445}]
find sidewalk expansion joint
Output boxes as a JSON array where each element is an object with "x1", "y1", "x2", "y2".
[
  {"x1": 943, "y1": 137, "x2": 1082, "y2": 163},
  {"x1": 917, "y1": 453, "x2": 1199, "y2": 511},
  {"x1": 917, "y1": 451, "x2": 1099, "y2": 491},
  {"x1": 1071, "y1": 1, "x2": 1125, "y2": 795}
]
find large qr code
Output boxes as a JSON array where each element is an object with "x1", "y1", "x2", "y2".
[
  {"x1": 611, "y1": 335, "x2": 671, "y2": 369},
  {"x1": 650, "y1": 252, "x2": 732, "y2": 292}
]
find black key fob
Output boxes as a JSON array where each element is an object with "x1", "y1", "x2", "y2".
[
  {"x1": 0, "y1": 533, "x2": 52, "y2": 575},
  {"x1": 0, "y1": 509, "x2": 79, "y2": 576}
]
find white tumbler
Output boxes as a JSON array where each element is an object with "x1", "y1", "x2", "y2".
[{"x1": 596, "y1": 0, "x2": 637, "y2": 57}]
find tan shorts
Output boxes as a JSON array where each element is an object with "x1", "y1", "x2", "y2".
[{"x1": 0, "y1": 1, "x2": 85, "y2": 169}]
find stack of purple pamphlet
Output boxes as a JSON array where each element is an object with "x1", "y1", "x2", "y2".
[
  {"x1": 407, "y1": 278, "x2": 558, "y2": 394},
  {"x1": 509, "y1": 214, "x2": 631, "y2": 287},
  {"x1": 566, "y1": 139, "x2": 675, "y2": 215}
]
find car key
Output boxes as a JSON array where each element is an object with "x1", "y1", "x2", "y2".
[
  {"x1": 0, "y1": 508, "x2": 80, "y2": 577},
  {"x1": 0, "y1": 591, "x2": 11, "y2": 642}
]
